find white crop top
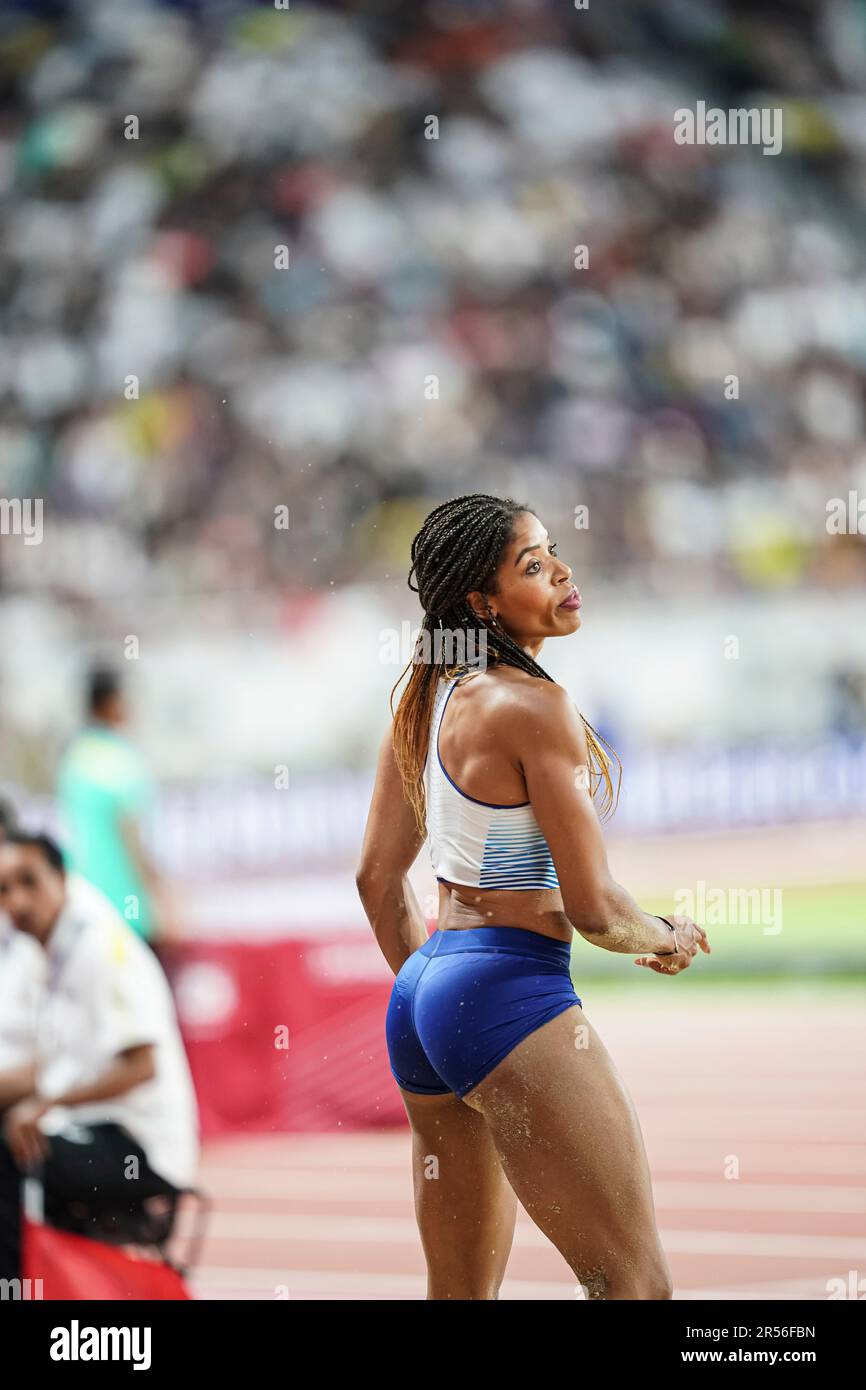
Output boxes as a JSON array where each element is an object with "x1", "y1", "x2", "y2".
[{"x1": 424, "y1": 673, "x2": 560, "y2": 891}]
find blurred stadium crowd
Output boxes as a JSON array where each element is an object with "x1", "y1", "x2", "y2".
[{"x1": 2, "y1": 0, "x2": 866, "y2": 615}]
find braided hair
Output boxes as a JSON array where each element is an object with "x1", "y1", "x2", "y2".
[{"x1": 389, "y1": 493, "x2": 621, "y2": 840}]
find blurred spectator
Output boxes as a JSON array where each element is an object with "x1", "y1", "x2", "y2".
[
  {"x1": 0, "y1": 0, "x2": 864, "y2": 620},
  {"x1": 56, "y1": 666, "x2": 181, "y2": 945},
  {"x1": 1, "y1": 0, "x2": 865, "y2": 779},
  {"x1": 828, "y1": 666, "x2": 866, "y2": 739},
  {"x1": 0, "y1": 803, "x2": 17, "y2": 843},
  {"x1": 0, "y1": 802, "x2": 44, "y2": 1082},
  {"x1": 0, "y1": 831, "x2": 199, "y2": 1285}
]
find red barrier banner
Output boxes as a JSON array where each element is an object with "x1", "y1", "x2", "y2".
[
  {"x1": 169, "y1": 933, "x2": 407, "y2": 1135},
  {"x1": 22, "y1": 1219, "x2": 191, "y2": 1300}
]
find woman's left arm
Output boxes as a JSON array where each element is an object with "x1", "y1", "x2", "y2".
[{"x1": 356, "y1": 723, "x2": 431, "y2": 974}]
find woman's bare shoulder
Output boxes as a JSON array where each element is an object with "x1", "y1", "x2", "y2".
[
  {"x1": 463, "y1": 665, "x2": 577, "y2": 731},
  {"x1": 486, "y1": 669, "x2": 586, "y2": 756}
]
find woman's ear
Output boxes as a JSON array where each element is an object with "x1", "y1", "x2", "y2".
[{"x1": 465, "y1": 590, "x2": 485, "y2": 622}]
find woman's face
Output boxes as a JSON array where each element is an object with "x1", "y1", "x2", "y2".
[{"x1": 468, "y1": 511, "x2": 581, "y2": 656}]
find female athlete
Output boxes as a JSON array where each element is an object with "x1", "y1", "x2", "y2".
[{"x1": 356, "y1": 493, "x2": 710, "y2": 1299}]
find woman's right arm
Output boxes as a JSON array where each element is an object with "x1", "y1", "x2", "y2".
[{"x1": 505, "y1": 681, "x2": 704, "y2": 960}]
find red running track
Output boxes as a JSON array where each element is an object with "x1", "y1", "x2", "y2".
[{"x1": 188, "y1": 987, "x2": 866, "y2": 1300}]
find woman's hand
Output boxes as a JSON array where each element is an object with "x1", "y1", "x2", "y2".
[{"x1": 634, "y1": 913, "x2": 711, "y2": 975}]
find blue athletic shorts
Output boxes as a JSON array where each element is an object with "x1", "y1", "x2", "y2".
[{"x1": 385, "y1": 925, "x2": 583, "y2": 1100}]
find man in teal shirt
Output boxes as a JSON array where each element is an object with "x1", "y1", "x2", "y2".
[{"x1": 57, "y1": 669, "x2": 178, "y2": 945}]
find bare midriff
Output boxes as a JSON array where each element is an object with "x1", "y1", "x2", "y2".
[{"x1": 436, "y1": 879, "x2": 574, "y2": 944}]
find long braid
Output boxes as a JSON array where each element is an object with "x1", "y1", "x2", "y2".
[{"x1": 390, "y1": 493, "x2": 622, "y2": 839}]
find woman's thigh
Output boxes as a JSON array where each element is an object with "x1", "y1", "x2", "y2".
[
  {"x1": 399, "y1": 1086, "x2": 517, "y2": 1299},
  {"x1": 461, "y1": 1003, "x2": 672, "y2": 1300}
]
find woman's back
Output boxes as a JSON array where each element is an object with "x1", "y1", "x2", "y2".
[{"x1": 425, "y1": 665, "x2": 574, "y2": 941}]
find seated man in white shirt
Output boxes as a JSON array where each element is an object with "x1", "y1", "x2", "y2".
[
  {"x1": 0, "y1": 921, "x2": 42, "y2": 1109},
  {"x1": 0, "y1": 831, "x2": 199, "y2": 1283},
  {"x1": 0, "y1": 804, "x2": 45, "y2": 1115},
  {"x1": 0, "y1": 801, "x2": 156, "y2": 1109}
]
